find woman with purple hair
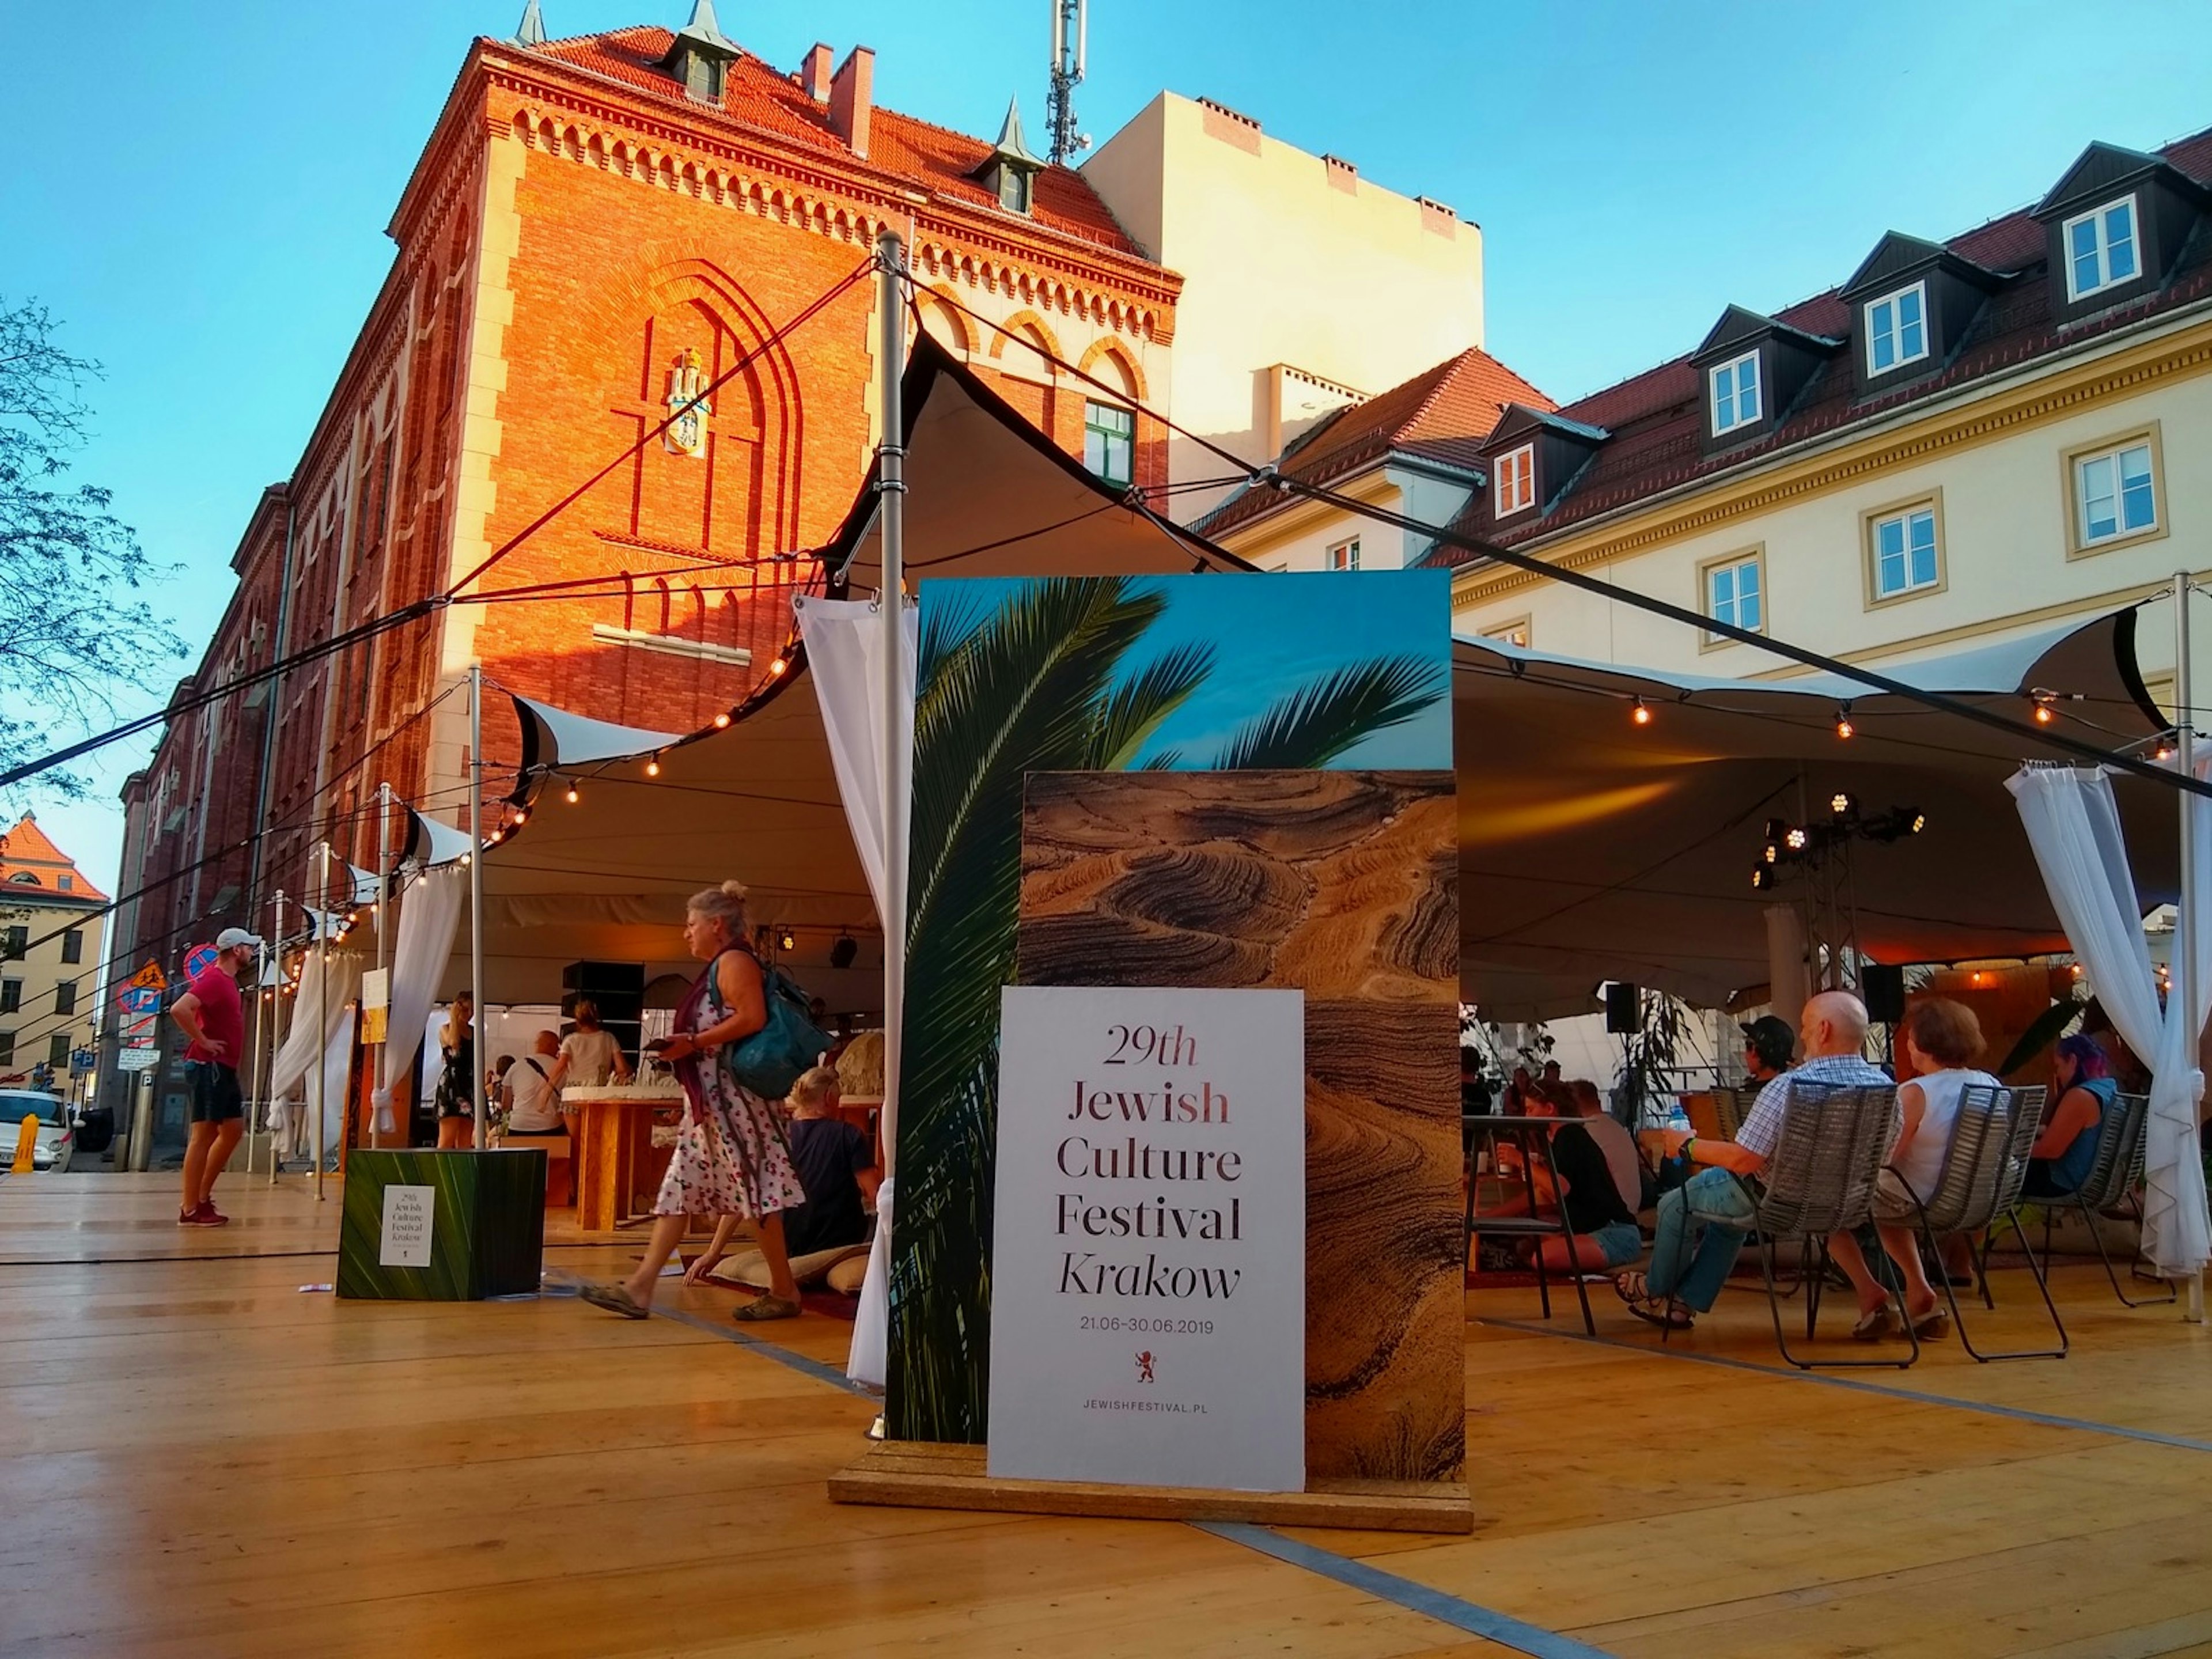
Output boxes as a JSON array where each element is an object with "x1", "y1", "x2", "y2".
[{"x1": 2027, "y1": 1033, "x2": 2121, "y2": 1198}]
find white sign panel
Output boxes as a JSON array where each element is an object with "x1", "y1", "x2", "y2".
[
  {"x1": 378, "y1": 1184, "x2": 436, "y2": 1269},
  {"x1": 118, "y1": 1048, "x2": 162, "y2": 1073},
  {"x1": 988, "y1": 986, "x2": 1305, "y2": 1493}
]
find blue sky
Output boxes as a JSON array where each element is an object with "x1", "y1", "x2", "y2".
[
  {"x1": 923, "y1": 571, "x2": 1453, "y2": 768},
  {"x1": 3, "y1": 0, "x2": 2207, "y2": 885}
]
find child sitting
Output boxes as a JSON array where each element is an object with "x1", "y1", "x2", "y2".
[{"x1": 689, "y1": 1067, "x2": 880, "y2": 1296}]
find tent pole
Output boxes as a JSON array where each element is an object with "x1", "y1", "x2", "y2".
[
  {"x1": 245, "y1": 928, "x2": 266, "y2": 1179},
  {"x1": 270, "y1": 888, "x2": 286, "y2": 1185},
  {"x1": 470, "y1": 666, "x2": 488, "y2": 1153},
  {"x1": 877, "y1": 228, "x2": 907, "y2": 1183},
  {"x1": 314, "y1": 843, "x2": 330, "y2": 1202},
  {"x1": 2173, "y1": 571, "x2": 2205, "y2": 1322}
]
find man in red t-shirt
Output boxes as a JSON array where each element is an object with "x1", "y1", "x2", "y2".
[{"x1": 169, "y1": 929, "x2": 260, "y2": 1226}]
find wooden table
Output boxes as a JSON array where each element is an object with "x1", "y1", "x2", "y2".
[{"x1": 567, "y1": 1092, "x2": 681, "y2": 1232}]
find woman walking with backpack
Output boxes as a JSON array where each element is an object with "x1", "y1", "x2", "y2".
[{"x1": 581, "y1": 881, "x2": 808, "y2": 1322}]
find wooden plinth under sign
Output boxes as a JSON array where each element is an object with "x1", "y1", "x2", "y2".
[{"x1": 828, "y1": 1441, "x2": 1471, "y2": 1534}]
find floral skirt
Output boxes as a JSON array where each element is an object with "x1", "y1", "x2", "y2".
[{"x1": 653, "y1": 1072, "x2": 805, "y2": 1220}]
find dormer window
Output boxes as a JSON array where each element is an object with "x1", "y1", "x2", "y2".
[
  {"x1": 1709, "y1": 352, "x2": 1762, "y2": 435},
  {"x1": 1864, "y1": 282, "x2": 1928, "y2": 376},
  {"x1": 2064, "y1": 196, "x2": 2139, "y2": 301},
  {"x1": 1493, "y1": 444, "x2": 1535, "y2": 516},
  {"x1": 975, "y1": 98, "x2": 1046, "y2": 218}
]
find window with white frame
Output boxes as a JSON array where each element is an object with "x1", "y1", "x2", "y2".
[
  {"x1": 1704, "y1": 553, "x2": 1763, "y2": 636},
  {"x1": 1084, "y1": 400, "x2": 1135, "y2": 487},
  {"x1": 2063, "y1": 196, "x2": 2140, "y2": 301},
  {"x1": 2074, "y1": 439, "x2": 2157, "y2": 547},
  {"x1": 1869, "y1": 505, "x2": 1940, "y2": 599},
  {"x1": 1480, "y1": 617, "x2": 1532, "y2": 650},
  {"x1": 1709, "y1": 351, "x2": 1762, "y2": 435},
  {"x1": 1865, "y1": 282, "x2": 1928, "y2": 375},
  {"x1": 1326, "y1": 537, "x2": 1361, "y2": 571},
  {"x1": 1493, "y1": 444, "x2": 1535, "y2": 516}
]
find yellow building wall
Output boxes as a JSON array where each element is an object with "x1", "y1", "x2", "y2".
[
  {"x1": 1452, "y1": 318, "x2": 2212, "y2": 685},
  {"x1": 1084, "y1": 93, "x2": 1484, "y2": 517}
]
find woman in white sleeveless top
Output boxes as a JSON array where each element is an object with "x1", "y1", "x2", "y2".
[{"x1": 1828, "y1": 998, "x2": 1997, "y2": 1342}]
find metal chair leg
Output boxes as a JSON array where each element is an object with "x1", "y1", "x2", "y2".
[
  {"x1": 2079, "y1": 1196, "x2": 2175, "y2": 1308},
  {"x1": 1917, "y1": 1198, "x2": 2065, "y2": 1362},
  {"x1": 1763, "y1": 1230, "x2": 1919, "y2": 1371}
]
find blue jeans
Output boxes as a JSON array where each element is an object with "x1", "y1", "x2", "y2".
[{"x1": 1646, "y1": 1166, "x2": 1758, "y2": 1312}]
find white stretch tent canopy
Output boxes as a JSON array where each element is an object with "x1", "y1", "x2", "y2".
[{"x1": 1450, "y1": 609, "x2": 2179, "y2": 1018}]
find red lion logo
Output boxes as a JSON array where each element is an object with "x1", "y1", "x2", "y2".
[{"x1": 1134, "y1": 1350, "x2": 1156, "y2": 1384}]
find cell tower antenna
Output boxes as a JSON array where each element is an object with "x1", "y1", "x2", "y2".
[{"x1": 1046, "y1": 0, "x2": 1088, "y2": 165}]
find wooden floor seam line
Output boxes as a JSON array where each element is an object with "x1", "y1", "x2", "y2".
[
  {"x1": 1479, "y1": 1316, "x2": 2212, "y2": 1454},
  {"x1": 1195, "y1": 1521, "x2": 1623, "y2": 1659}
]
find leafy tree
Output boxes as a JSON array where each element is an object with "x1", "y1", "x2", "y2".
[{"x1": 0, "y1": 298, "x2": 183, "y2": 800}]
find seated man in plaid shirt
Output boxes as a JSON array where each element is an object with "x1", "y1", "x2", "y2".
[{"x1": 1613, "y1": 990, "x2": 1888, "y2": 1330}]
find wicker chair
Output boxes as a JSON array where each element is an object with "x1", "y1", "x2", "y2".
[
  {"x1": 1711, "y1": 1086, "x2": 1752, "y2": 1143},
  {"x1": 2031, "y1": 1091, "x2": 2176, "y2": 1308},
  {"x1": 1885, "y1": 1085, "x2": 2066, "y2": 1362},
  {"x1": 1723, "y1": 1082, "x2": 1914, "y2": 1370}
]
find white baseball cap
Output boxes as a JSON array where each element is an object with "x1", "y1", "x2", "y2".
[{"x1": 216, "y1": 927, "x2": 263, "y2": 953}]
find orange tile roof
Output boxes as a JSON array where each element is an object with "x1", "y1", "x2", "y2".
[
  {"x1": 533, "y1": 28, "x2": 1142, "y2": 257},
  {"x1": 0, "y1": 814, "x2": 108, "y2": 904},
  {"x1": 1195, "y1": 347, "x2": 1555, "y2": 539}
]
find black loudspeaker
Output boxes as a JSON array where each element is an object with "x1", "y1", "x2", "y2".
[
  {"x1": 1863, "y1": 964, "x2": 1906, "y2": 1024},
  {"x1": 1604, "y1": 982, "x2": 1641, "y2": 1033}
]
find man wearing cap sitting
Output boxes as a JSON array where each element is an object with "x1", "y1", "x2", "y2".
[
  {"x1": 169, "y1": 929, "x2": 261, "y2": 1226},
  {"x1": 1741, "y1": 1015, "x2": 1794, "y2": 1087},
  {"x1": 1614, "y1": 991, "x2": 1887, "y2": 1329}
]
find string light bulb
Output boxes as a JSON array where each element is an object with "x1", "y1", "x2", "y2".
[
  {"x1": 565, "y1": 782, "x2": 581, "y2": 805},
  {"x1": 2033, "y1": 699, "x2": 2055, "y2": 726},
  {"x1": 768, "y1": 657, "x2": 789, "y2": 679},
  {"x1": 1835, "y1": 710, "x2": 1855, "y2": 740},
  {"x1": 1631, "y1": 698, "x2": 1652, "y2": 726},
  {"x1": 645, "y1": 759, "x2": 661, "y2": 777},
  {"x1": 513, "y1": 808, "x2": 528, "y2": 825},
  {"x1": 778, "y1": 928, "x2": 797, "y2": 952},
  {"x1": 714, "y1": 712, "x2": 732, "y2": 728}
]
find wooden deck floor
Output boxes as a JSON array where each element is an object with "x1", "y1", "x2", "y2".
[{"x1": 3, "y1": 1172, "x2": 2210, "y2": 1658}]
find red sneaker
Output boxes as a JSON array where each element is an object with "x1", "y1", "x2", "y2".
[{"x1": 183, "y1": 1201, "x2": 229, "y2": 1227}]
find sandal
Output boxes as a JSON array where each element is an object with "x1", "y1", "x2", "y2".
[
  {"x1": 1613, "y1": 1271, "x2": 1692, "y2": 1329},
  {"x1": 732, "y1": 1293, "x2": 801, "y2": 1322},
  {"x1": 580, "y1": 1282, "x2": 650, "y2": 1320},
  {"x1": 1850, "y1": 1302, "x2": 1896, "y2": 1341},
  {"x1": 1908, "y1": 1304, "x2": 1951, "y2": 1340}
]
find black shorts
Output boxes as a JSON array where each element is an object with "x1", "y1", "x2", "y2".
[{"x1": 187, "y1": 1062, "x2": 244, "y2": 1124}]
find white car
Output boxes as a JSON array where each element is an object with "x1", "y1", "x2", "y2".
[{"x1": 0, "y1": 1089, "x2": 73, "y2": 1172}]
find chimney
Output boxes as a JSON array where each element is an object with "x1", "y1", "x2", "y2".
[
  {"x1": 802, "y1": 43, "x2": 834, "y2": 101},
  {"x1": 829, "y1": 46, "x2": 874, "y2": 159}
]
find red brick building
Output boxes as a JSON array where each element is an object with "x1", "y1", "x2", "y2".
[{"x1": 113, "y1": 7, "x2": 1179, "y2": 999}]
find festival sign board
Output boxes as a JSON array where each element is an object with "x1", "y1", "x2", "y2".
[
  {"x1": 870, "y1": 570, "x2": 1464, "y2": 1530},
  {"x1": 988, "y1": 985, "x2": 1305, "y2": 1491}
]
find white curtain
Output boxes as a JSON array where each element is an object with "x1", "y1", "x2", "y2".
[
  {"x1": 796, "y1": 593, "x2": 917, "y2": 1392},
  {"x1": 269, "y1": 949, "x2": 363, "y2": 1154},
  {"x1": 374, "y1": 865, "x2": 467, "y2": 1129},
  {"x1": 2008, "y1": 766, "x2": 2212, "y2": 1278}
]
